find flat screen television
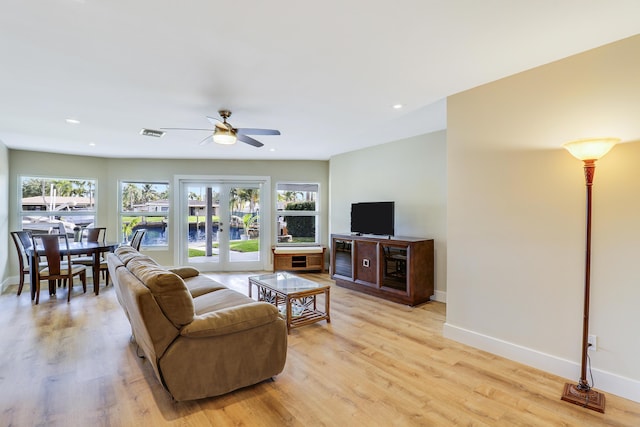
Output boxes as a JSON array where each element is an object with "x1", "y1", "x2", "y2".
[{"x1": 350, "y1": 201, "x2": 394, "y2": 236}]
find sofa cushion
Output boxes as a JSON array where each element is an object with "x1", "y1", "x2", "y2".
[
  {"x1": 127, "y1": 258, "x2": 195, "y2": 328},
  {"x1": 183, "y1": 275, "x2": 228, "y2": 298},
  {"x1": 192, "y1": 288, "x2": 256, "y2": 315},
  {"x1": 273, "y1": 246, "x2": 324, "y2": 254},
  {"x1": 181, "y1": 302, "x2": 281, "y2": 338}
]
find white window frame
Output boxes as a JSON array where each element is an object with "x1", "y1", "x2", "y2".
[
  {"x1": 118, "y1": 180, "x2": 170, "y2": 249},
  {"x1": 275, "y1": 182, "x2": 320, "y2": 246},
  {"x1": 18, "y1": 175, "x2": 97, "y2": 234}
]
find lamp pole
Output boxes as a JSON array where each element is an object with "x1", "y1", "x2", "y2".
[
  {"x1": 579, "y1": 159, "x2": 594, "y2": 390},
  {"x1": 561, "y1": 138, "x2": 618, "y2": 413}
]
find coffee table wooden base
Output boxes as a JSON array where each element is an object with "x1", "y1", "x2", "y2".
[{"x1": 249, "y1": 277, "x2": 330, "y2": 333}]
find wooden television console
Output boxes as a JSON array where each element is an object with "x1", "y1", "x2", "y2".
[{"x1": 330, "y1": 233, "x2": 434, "y2": 306}]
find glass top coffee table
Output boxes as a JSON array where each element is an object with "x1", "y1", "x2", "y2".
[{"x1": 248, "y1": 272, "x2": 331, "y2": 333}]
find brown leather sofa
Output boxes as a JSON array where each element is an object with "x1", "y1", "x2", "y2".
[{"x1": 107, "y1": 246, "x2": 287, "y2": 401}]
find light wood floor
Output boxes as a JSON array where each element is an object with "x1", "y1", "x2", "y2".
[{"x1": 1, "y1": 273, "x2": 639, "y2": 426}]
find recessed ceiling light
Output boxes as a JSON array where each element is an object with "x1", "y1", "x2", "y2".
[
  {"x1": 269, "y1": 148, "x2": 276, "y2": 152},
  {"x1": 88, "y1": 142, "x2": 96, "y2": 147},
  {"x1": 392, "y1": 104, "x2": 403, "y2": 110},
  {"x1": 66, "y1": 118, "x2": 80, "y2": 124}
]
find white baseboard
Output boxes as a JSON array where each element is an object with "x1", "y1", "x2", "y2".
[
  {"x1": 433, "y1": 290, "x2": 446, "y2": 303},
  {"x1": 1, "y1": 276, "x2": 17, "y2": 294},
  {"x1": 443, "y1": 322, "x2": 640, "y2": 403}
]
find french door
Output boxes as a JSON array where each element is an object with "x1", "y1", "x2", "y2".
[{"x1": 177, "y1": 176, "x2": 269, "y2": 271}]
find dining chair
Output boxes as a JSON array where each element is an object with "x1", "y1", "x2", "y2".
[
  {"x1": 86, "y1": 227, "x2": 106, "y2": 244},
  {"x1": 49, "y1": 222, "x2": 67, "y2": 235},
  {"x1": 72, "y1": 227, "x2": 109, "y2": 286},
  {"x1": 130, "y1": 229, "x2": 146, "y2": 251},
  {"x1": 10, "y1": 230, "x2": 35, "y2": 296},
  {"x1": 32, "y1": 234, "x2": 87, "y2": 304}
]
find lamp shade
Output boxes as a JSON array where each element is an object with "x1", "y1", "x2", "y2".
[
  {"x1": 563, "y1": 138, "x2": 620, "y2": 161},
  {"x1": 213, "y1": 128, "x2": 237, "y2": 145}
]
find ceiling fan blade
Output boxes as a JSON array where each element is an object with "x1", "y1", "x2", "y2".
[
  {"x1": 215, "y1": 121, "x2": 231, "y2": 131},
  {"x1": 237, "y1": 134, "x2": 264, "y2": 148},
  {"x1": 206, "y1": 116, "x2": 221, "y2": 125},
  {"x1": 207, "y1": 116, "x2": 232, "y2": 129},
  {"x1": 198, "y1": 135, "x2": 213, "y2": 146},
  {"x1": 160, "y1": 127, "x2": 214, "y2": 131},
  {"x1": 236, "y1": 128, "x2": 281, "y2": 136}
]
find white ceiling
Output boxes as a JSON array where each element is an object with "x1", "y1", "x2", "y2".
[{"x1": 1, "y1": 1, "x2": 639, "y2": 160}]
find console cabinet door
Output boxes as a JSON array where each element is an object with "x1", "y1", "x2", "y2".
[
  {"x1": 380, "y1": 243, "x2": 409, "y2": 295},
  {"x1": 354, "y1": 240, "x2": 378, "y2": 286},
  {"x1": 331, "y1": 238, "x2": 354, "y2": 279}
]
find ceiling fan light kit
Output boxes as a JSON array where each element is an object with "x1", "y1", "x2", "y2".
[
  {"x1": 213, "y1": 128, "x2": 237, "y2": 145},
  {"x1": 161, "y1": 109, "x2": 280, "y2": 148}
]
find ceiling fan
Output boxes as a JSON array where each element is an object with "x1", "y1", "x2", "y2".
[{"x1": 161, "y1": 110, "x2": 280, "y2": 148}]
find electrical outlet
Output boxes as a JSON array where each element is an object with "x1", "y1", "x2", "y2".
[
  {"x1": 363, "y1": 259, "x2": 370, "y2": 267},
  {"x1": 588, "y1": 334, "x2": 597, "y2": 351}
]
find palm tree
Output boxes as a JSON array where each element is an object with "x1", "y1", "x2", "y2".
[
  {"x1": 53, "y1": 180, "x2": 73, "y2": 197},
  {"x1": 122, "y1": 183, "x2": 142, "y2": 211},
  {"x1": 141, "y1": 184, "x2": 158, "y2": 203},
  {"x1": 232, "y1": 189, "x2": 259, "y2": 213},
  {"x1": 246, "y1": 189, "x2": 259, "y2": 214},
  {"x1": 74, "y1": 181, "x2": 88, "y2": 197},
  {"x1": 278, "y1": 191, "x2": 300, "y2": 204}
]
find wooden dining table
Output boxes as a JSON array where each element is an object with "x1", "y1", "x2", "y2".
[{"x1": 27, "y1": 240, "x2": 120, "y2": 299}]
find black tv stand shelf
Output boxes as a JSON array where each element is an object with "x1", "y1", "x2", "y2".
[{"x1": 330, "y1": 234, "x2": 434, "y2": 306}]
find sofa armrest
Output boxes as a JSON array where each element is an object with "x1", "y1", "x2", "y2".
[{"x1": 180, "y1": 302, "x2": 281, "y2": 338}]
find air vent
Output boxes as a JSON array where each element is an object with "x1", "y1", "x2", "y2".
[{"x1": 140, "y1": 128, "x2": 165, "y2": 138}]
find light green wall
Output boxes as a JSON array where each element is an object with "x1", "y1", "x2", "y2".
[
  {"x1": 7, "y1": 150, "x2": 328, "y2": 268},
  {"x1": 446, "y1": 34, "x2": 640, "y2": 400},
  {"x1": 0, "y1": 141, "x2": 8, "y2": 291},
  {"x1": 329, "y1": 130, "x2": 447, "y2": 300}
]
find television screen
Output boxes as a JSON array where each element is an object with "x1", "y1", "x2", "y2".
[{"x1": 350, "y1": 202, "x2": 394, "y2": 236}]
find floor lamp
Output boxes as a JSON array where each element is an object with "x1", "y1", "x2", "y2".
[{"x1": 561, "y1": 137, "x2": 619, "y2": 413}]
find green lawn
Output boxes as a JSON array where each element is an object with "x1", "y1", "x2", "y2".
[
  {"x1": 188, "y1": 239, "x2": 259, "y2": 257},
  {"x1": 122, "y1": 216, "x2": 166, "y2": 223},
  {"x1": 228, "y1": 239, "x2": 259, "y2": 252},
  {"x1": 188, "y1": 248, "x2": 215, "y2": 257}
]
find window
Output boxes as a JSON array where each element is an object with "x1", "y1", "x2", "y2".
[
  {"x1": 19, "y1": 176, "x2": 97, "y2": 235},
  {"x1": 276, "y1": 182, "x2": 319, "y2": 244},
  {"x1": 119, "y1": 181, "x2": 170, "y2": 248}
]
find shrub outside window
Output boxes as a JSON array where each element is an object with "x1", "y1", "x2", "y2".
[
  {"x1": 119, "y1": 181, "x2": 170, "y2": 248},
  {"x1": 276, "y1": 183, "x2": 319, "y2": 244},
  {"x1": 19, "y1": 176, "x2": 97, "y2": 235}
]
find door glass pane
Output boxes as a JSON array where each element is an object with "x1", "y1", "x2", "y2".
[
  {"x1": 186, "y1": 184, "x2": 220, "y2": 264},
  {"x1": 181, "y1": 180, "x2": 265, "y2": 271},
  {"x1": 229, "y1": 186, "x2": 261, "y2": 263}
]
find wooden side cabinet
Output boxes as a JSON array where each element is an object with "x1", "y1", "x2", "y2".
[
  {"x1": 330, "y1": 234, "x2": 434, "y2": 306},
  {"x1": 272, "y1": 246, "x2": 326, "y2": 273}
]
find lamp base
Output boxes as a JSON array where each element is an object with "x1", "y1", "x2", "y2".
[{"x1": 561, "y1": 383, "x2": 605, "y2": 413}]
